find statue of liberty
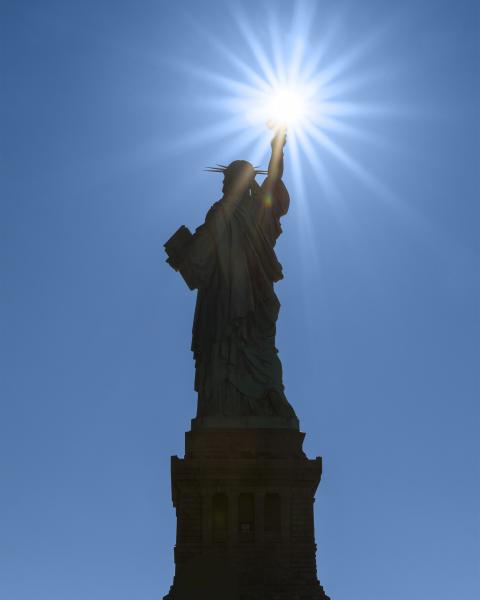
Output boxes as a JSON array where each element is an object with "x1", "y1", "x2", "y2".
[{"x1": 165, "y1": 130, "x2": 298, "y2": 429}]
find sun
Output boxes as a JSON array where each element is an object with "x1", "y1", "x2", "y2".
[
  {"x1": 265, "y1": 86, "x2": 308, "y2": 130},
  {"x1": 245, "y1": 80, "x2": 315, "y2": 136}
]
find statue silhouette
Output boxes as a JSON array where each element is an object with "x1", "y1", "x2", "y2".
[
  {"x1": 165, "y1": 130, "x2": 298, "y2": 427},
  {"x1": 164, "y1": 131, "x2": 331, "y2": 600}
]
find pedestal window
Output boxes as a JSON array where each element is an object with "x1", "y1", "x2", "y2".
[
  {"x1": 264, "y1": 493, "x2": 282, "y2": 540},
  {"x1": 238, "y1": 493, "x2": 255, "y2": 542},
  {"x1": 212, "y1": 493, "x2": 228, "y2": 543}
]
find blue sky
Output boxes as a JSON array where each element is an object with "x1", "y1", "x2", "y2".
[{"x1": 1, "y1": 1, "x2": 479, "y2": 599}]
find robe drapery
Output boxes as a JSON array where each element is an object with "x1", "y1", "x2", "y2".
[{"x1": 177, "y1": 177, "x2": 297, "y2": 420}]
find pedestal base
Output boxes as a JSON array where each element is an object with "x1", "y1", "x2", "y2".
[{"x1": 163, "y1": 428, "x2": 331, "y2": 600}]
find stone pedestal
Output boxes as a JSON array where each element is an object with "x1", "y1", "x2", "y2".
[{"x1": 163, "y1": 428, "x2": 331, "y2": 600}]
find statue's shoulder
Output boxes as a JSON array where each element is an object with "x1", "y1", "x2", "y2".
[
  {"x1": 204, "y1": 200, "x2": 226, "y2": 223},
  {"x1": 193, "y1": 201, "x2": 226, "y2": 238},
  {"x1": 206, "y1": 200, "x2": 222, "y2": 216}
]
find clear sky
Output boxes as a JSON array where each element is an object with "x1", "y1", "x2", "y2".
[{"x1": 1, "y1": 0, "x2": 479, "y2": 599}]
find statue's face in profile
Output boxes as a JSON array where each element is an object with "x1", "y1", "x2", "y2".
[{"x1": 222, "y1": 176, "x2": 232, "y2": 194}]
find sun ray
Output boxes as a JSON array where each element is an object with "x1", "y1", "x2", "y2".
[
  {"x1": 169, "y1": 59, "x2": 264, "y2": 100},
  {"x1": 169, "y1": 115, "x2": 248, "y2": 154},
  {"x1": 249, "y1": 135, "x2": 272, "y2": 172},
  {"x1": 212, "y1": 127, "x2": 268, "y2": 168},
  {"x1": 287, "y1": 130, "x2": 319, "y2": 268},
  {"x1": 288, "y1": 35, "x2": 307, "y2": 85},
  {"x1": 318, "y1": 67, "x2": 400, "y2": 102},
  {"x1": 286, "y1": 2, "x2": 317, "y2": 83},
  {"x1": 300, "y1": 13, "x2": 343, "y2": 83},
  {"x1": 311, "y1": 100, "x2": 413, "y2": 119},
  {"x1": 300, "y1": 128, "x2": 360, "y2": 228},
  {"x1": 266, "y1": 8, "x2": 288, "y2": 86},
  {"x1": 233, "y1": 7, "x2": 277, "y2": 87},
  {"x1": 183, "y1": 15, "x2": 272, "y2": 94},
  {"x1": 315, "y1": 20, "x2": 394, "y2": 90},
  {"x1": 312, "y1": 114, "x2": 392, "y2": 150},
  {"x1": 308, "y1": 124, "x2": 396, "y2": 205},
  {"x1": 295, "y1": 127, "x2": 339, "y2": 203}
]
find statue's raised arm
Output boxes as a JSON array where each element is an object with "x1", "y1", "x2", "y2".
[{"x1": 267, "y1": 127, "x2": 287, "y2": 182}]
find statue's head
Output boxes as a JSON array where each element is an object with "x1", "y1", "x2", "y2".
[
  {"x1": 222, "y1": 160, "x2": 256, "y2": 195},
  {"x1": 205, "y1": 160, "x2": 267, "y2": 198}
]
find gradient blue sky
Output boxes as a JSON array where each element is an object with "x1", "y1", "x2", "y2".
[{"x1": 1, "y1": 1, "x2": 479, "y2": 599}]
